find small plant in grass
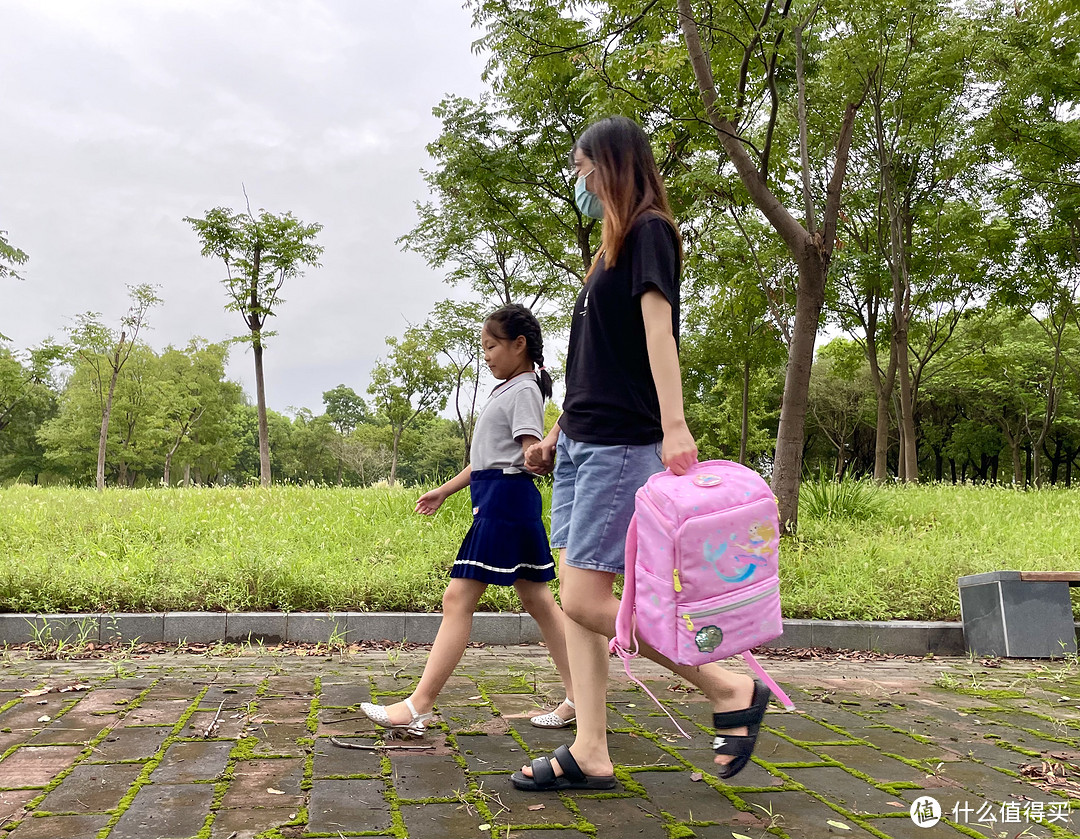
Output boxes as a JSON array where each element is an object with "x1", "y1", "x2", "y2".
[
  {"x1": 749, "y1": 800, "x2": 785, "y2": 832},
  {"x1": 26, "y1": 616, "x2": 97, "y2": 660},
  {"x1": 799, "y1": 470, "x2": 884, "y2": 521}
]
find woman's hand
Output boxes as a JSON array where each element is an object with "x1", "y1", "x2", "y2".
[
  {"x1": 525, "y1": 436, "x2": 558, "y2": 475},
  {"x1": 415, "y1": 487, "x2": 448, "y2": 515},
  {"x1": 662, "y1": 421, "x2": 698, "y2": 476}
]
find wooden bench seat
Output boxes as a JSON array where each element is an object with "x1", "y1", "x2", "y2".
[{"x1": 958, "y1": 571, "x2": 1079, "y2": 658}]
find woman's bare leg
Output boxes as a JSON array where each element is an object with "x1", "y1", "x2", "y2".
[{"x1": 520, "y1": 554, "x2": 753, "y2": 774}]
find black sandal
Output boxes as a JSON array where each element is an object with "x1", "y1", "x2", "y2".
[
  {"x1": 510, "y1": 744, "x2": 617, "y2": 791},
  {"x1": 712, "y1": 679, "x2": 771, "y2": 779}
]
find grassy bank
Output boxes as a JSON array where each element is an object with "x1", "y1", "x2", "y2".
[{"x1": 1, "y1": 483, "x2": 1078, "y2": 620}]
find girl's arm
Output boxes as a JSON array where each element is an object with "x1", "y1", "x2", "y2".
[
  {"x1": 518, "y1": 434, "x2": 541, "y2": 464},
  {"x1": 641, "y1": 288, "x2": 698, "y2": 475},
  {"x1": 524, "y1": 423, "x2": 560, "y2": 474},
  {"x1": 415, "y1": 465, "x2": 472, "y2": 515}
]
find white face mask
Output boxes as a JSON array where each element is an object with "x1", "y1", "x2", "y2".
[{"x1": 574, "y1": 169, "x2": 603, "y2": 219}]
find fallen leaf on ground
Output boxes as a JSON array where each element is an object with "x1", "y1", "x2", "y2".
[
  {"x1": 886, "y1": 801, "x2": 904, "y2": 807},
  {"x1": 37, "y1": 715, "x2": 50, "y2": 722},
  {"x1": 527, "y1": 804, "x2": 545, "y2": 811},
  {"x1": 1019, "y1": 760, "x2": 1080, "y2": 798},
  {"x1": 22, "y1": 683, "x2": 93, "y2": 699},
  {"x1": 690, "y1": 772, "x2": 703, "y2": 782},
  {"x1": 826, "y1": 819, "x2": 852, "y2": 830},
  {"x1": 267, "y1": 788, "x2": 285, "y2": 795}
]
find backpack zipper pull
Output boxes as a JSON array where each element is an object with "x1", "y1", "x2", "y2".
[
  {"x1": 673, "y1": 569, "x2": 682, "y2": 592},
  {"x1": 683, "y1": 614, "x2": 694, "y2": 632}
]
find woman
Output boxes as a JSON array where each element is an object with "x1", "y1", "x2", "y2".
[{"x1": 512, "y1": 116, "x2": 771, "y2": 792}]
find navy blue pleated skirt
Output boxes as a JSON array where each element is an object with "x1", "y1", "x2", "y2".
[{"x1": 451, "y1": 469, "x2": 556, "y2": 585}]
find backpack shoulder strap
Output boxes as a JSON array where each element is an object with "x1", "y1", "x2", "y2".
[{"x1": 742, "y1": 651, "x2": 796, "y2": 710}]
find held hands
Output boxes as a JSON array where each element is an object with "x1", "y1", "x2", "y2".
[
  {"x1": 415, "y1": 487, "x2": 447, "y2": 515},
  {"x1": 662, "y1": 422, "x2": 698, "y2": 476},
  {"x1": 524, "y1": 437, "x2": 557, "y2": 476}
]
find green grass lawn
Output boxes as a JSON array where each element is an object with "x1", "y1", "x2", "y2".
[{"x1": 0, "y1": 482, "x2": 1078, "y2": 619}]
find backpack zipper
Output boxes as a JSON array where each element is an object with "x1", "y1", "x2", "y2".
[{"x1": 681, "y1": 585, "x2": 779, "y2": 631}]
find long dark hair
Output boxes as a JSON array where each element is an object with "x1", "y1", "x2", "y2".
[
  {"x1": 484, "y1": 303, "x2": 553, "y2": 400},
  {"x1": 574, "y1": 116, "x2": 682, "y2": 277}
]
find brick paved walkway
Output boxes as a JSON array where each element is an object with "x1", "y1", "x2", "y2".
[{"x1": 0, "y1": 645, "x2": 1075, "y2": 838}]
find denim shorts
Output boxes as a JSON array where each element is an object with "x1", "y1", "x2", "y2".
[{"x1": 549, "y1": 432, "x2": 664, "y2": 574}]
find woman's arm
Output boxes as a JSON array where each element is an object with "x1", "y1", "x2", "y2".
[{"x1": 641, "y1": 288, "x2": 698, "y2": 475}]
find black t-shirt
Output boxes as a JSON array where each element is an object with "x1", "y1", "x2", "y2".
[{"x1": 560, "y1": 214, "x2": 681, "y2": 445}]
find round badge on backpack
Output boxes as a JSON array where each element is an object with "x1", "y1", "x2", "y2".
[{"x1": 692, "y1": 473, "x2": 723, "y2": 488}]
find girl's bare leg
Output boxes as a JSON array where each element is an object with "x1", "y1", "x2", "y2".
[
  {"x1": 516, "y1": 579, "x2": 575, "y2": 720},
  {"x1": 378, "y1": 578, "x2": 486, "y2": 725}
]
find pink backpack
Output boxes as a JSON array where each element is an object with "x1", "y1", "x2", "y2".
[{"x1": 611, "y1": 460, "x2": 794, "y2": 734}]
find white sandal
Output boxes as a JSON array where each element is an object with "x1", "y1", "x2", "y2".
[
  {"x1": 529, "y1": 698, "x2": 576, "y2": 729},
  {"x1": 360, "y1": 697, "x2": 433, "y2": 737}
]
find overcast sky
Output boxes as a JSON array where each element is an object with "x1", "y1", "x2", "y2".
[{"x1": 2, "y1": 0, "x2": 491, "y2": 415}]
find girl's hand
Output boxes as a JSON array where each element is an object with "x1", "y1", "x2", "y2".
[
  {"x1": 415, "y1": 488, "x2": 447, "y2": 515},
  {"x1": 662, "y1": 422, "x2": 698, "y2": 476},
  {"x1": 525, "y1": 438, "x2": 557, "y2": 475}
]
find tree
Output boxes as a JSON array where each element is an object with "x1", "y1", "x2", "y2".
[
  {"x1": 0, "y1": 342, "x2": 63, "y2": 435},
  {"x1": 185, "y1": 199, "x2": 323, "y2": 486},
  {"x1": 0, "y1": 230, "x2": 29, "y2": 342},
  {"x1": 674, "y1": 0, "x2": 868, "y2": 529},
  {"x1": 68, "y1": 284, "x2": 160, "y2": 490},
  {"x1": 806, "y1": 339, "x2": 874, "y2": 478},
  {"x1": 423, "y1": 300, "x2": 485, "y2": 467},
  {"x1": 367, "y1": 327, "x2": 449, "y2": 485},
  {"x1": 322, "y1": 385, "x2": 367, "y2": 485},
  {"x1": 157, "y1": 340, "x2": 240, "y2": 486},
  {"x1": 0, "y1": 344, "x2": 59, "y2": 482}
]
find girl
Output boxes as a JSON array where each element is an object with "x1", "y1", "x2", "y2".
[
  {"x1": 361, "y1": 304, "x2": 576, "y2": 736},
  {"x1": 512, "y1": 117, "x2": 771, "y2": 792}
]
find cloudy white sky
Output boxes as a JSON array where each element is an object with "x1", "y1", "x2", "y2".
[{"x1": 2, "y1": 0, "x2": 491, "y2": 415}]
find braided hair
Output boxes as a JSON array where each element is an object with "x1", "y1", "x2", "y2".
[{"x1": 484, "y1": 303, "x2": 553, "y2": 400}]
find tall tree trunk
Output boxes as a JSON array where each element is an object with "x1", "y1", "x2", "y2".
[
  {"x1": 97, "y1": 363, "x2": 120, "y2": 491},
  {"x1": 248, "y1": 244, "x2": 271, "y2": 488},
  {"x1": 164, "y1": 434, "x2": 183, "y2": 487},
  {"x1": 739, "y1": 358, "x2": 750, "y2": 465},
  {"x1": 184, "y1": 463, "x2": 191, "y2": 488},
  {"x1": 389, "y1": 427, "x2": 402, "y2": 486},
  {"x1": 253, "y1": 339, "x2": 271, "y2": 487},
  {"x1": 773, "y1": 255, "x2": 828, "y2": 527},
  {"x1": 872, "y1": 341, "x2": 898, "y2": 482},
  {"x1": 895, "y1": 330, "x2": 918, "y2": 481}
]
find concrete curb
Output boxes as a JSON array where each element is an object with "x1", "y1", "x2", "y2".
[
  {"x1": 0, "y1": 611, "x2": 1043, "y2": 655},
  {"x1": 3, "y1": 610, "x2": 1077, "y2": 655}
]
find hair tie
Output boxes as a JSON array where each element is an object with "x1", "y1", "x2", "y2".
[{"x1": 537, "y1": 366, "x2": 547, "y2": 372}]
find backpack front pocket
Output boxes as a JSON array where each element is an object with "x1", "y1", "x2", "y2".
[{"x1": 673, "y1": 575, "x2": 782, "y2": 666}]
